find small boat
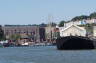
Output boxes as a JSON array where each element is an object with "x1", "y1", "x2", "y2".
[{"x1": 21, "y1": 43, "x2": 29, "y2": 46}]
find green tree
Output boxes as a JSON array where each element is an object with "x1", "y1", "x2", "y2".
[
  {"x1": 10, "y1": 34, "x2": 21, "y2": 42},
  {"x1": 53, "y1": 32, "x2": 60, "y2": 39},
  {"x1": 51, "y1": 22, "x2": 57, "y2": 27},
  {"x1": 71, "y1": 15, "x2": 89, "y2": 21},
  {"x1": 39, "y1": 23, "x2": 47, "y2": 27},
  {"x1": 0, "y1": 25, "x2": 5, "y2": 41},
  {"x1": 47, "y1": 22, "x2": 57, "y2": 27},
  {"x1": 90, "y1": 12, "x2": 96, "y2": 19},
  {"x1": 58, "y1": 21, "x2": 65, "y2": 27}
]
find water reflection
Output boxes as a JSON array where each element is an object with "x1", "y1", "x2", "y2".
[{"x1": 0, "y1": 46, "x2": 96, "y2": 63}]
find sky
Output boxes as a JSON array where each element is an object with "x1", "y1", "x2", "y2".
[{"x1": 0, "y1": 0, "x2": 96, "y2": 25}]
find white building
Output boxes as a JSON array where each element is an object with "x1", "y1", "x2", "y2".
[
  {"x1": 93, "y1": 26, "x2": 96, "y2": 37},
  {"x1": 64, "y1": 20, "x2": 86, "y2": 28},
  {"x1": 86, "y1": 19, "x2": 96, "y2": 24},
  {"x1": 64, "y1": 19, "x2": 96, "y2": 28},
  {"x1": 59, "y1": 25, "x2": 86, "y2": 37}
]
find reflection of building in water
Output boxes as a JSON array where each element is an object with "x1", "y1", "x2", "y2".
[{"x1": 2, "y1": 25, "x2": 45, "y2": 44}]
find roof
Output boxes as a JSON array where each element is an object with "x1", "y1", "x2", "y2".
[{"x1": 61, "y1": 25, "x2": 85, "y2": 32}]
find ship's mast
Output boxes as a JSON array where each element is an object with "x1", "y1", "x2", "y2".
[{"x1": 47, "y1": 14, "x2": 53, "y2": 43}]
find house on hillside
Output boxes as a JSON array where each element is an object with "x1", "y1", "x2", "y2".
[
  {"x1": 64, "y1": 19, "x2": 96, "y2": 28},
  {"x1": 59, "y1": 25, "x2": 86, "y2": 37},
  {"x1": 64, "y1": 20, "x2": 86, "y2": 28},
  {"x1": 86, "y1": 19, "x2": 96, "y2": 24}
]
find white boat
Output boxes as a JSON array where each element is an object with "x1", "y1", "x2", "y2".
[{"x1": 21, "y1": 43, "x2": 29, "y2": 46}]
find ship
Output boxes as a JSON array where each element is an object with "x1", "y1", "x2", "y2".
[{"x1": 56, "y1": 36, "x2": 95, "y2": 50}]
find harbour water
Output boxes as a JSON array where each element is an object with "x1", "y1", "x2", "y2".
[{"x1": 0, "y1": 46, "x2": 96, "y2": 63}]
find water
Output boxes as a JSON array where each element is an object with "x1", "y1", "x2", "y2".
[{"x1": 0, "y1": 46, "x2": 96, "y2": 63}]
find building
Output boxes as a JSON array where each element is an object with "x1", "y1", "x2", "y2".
[
  {"x1": 59, "y1": 25, "x2": 86, "y2": 37},
  {"x1": 93, "y1": 26, "x2": 96, "y2": 37},
  {"x1": 2, "y1": 25, "x2": 45, "y2": 45},
  {"x1": 64, "y1": 19, "x2": 96, "y2": 28},
  {"x1": 86, "y1": 19, "x2": 96, "y2": 24},
  {"x1": 64, "y1": 20, "x2": 86, "y2": 28},
  {"x1": 39, "y1": 27, "x2": 46, "y2": 42},
  {"x1": 45, "y1": 26, "x2": 55, "y2": 42}
]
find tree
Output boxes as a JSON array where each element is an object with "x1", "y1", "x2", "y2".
[
  {"x1": 47, "y1": 22, "x2": 57, "y2": 27},
  {"x1": 39, "y1": 23, "x2": 47, "y2": 27},
  {"x1": 0, "y1": 25, "x2": 5, "y2": 41},
  {"x1": 90, "y1": 12, "x2": 96, "y2": 19},
  {"x1": 71, "y1": 12, "x2": 96, "y2": 21},
  {"x1": 71, "y1": 15, "x2": 89, "y2": 21},
  {"x1": 10, "y1": 34, "x2": 21, "y2": 42},
  {"x1": 53, "y1": 32, "x2": 60, "y2": 39},
  {"x1": 51, "y1": 22, "x2": 57, "y2": 27},
  {"x1": 58, "y1": 21, "x2": 65, "y2": 27}
]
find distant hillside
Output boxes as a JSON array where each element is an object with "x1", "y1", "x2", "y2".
[{"x1": 71, "y1": 12, "x2": 96, "y2": 21}]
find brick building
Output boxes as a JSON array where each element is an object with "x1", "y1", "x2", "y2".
[{"x1": 2, "y1": 25, "x2": 45, "y2": 44}]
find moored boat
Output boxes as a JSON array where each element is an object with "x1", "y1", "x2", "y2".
[{"x1": 56, "y1": 36, "x2": 95, "y2": 50}]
